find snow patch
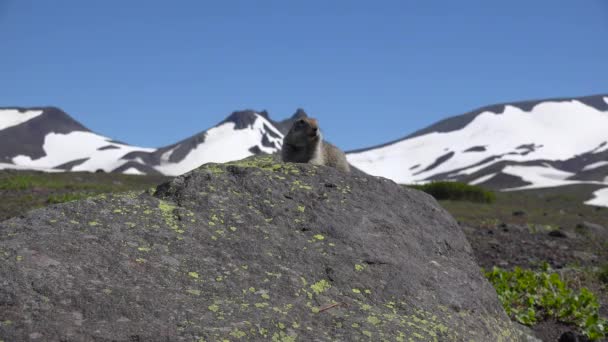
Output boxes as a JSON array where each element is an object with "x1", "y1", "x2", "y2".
[
  {"x1": 469, "y1": 173, "x2": 496, "y2": 185},
  {"x1": 0, "y1": 109, "x2": 44, "y2": 130},
  {"x1": 122, "y1": 167, "x2": 145, "y2": 175},
  {"x1": 348, "y1": 100, "x2": 608, "y2": 184},
  {"x1": 12, "y1": 131, "x2": 154, "y2": 173},
  {"x1": 582, "y1": 161, "x2": 608, "y2": 171},
  {"x1": 155, "y1": 114, "x2": 283, "y2": 176},
  {"x1": 584, "y1": 187, "x2": 608, "y2": 207},
  {"x1": 502, "y1": 165, "x2": 575, "y2": 189},
  {"x1": 0, "y1": 162, "x2": 61, "y2": 172}
]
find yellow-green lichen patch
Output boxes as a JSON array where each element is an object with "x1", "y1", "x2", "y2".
[
  {"x1": 188, "y1": 271, "x2": 200, "y2": 279},
  {"x1": 137, "y1": 246, "x2": 151, "y2": 252},
  {"x1": 310, "y1": 279, "x2": 331, "y2": 295},
  {"x1": 208, "y1": 304, "x2": 220, "y2": 312},
  {"x1": 312, "y1": 234, "x2": 325, "y2": 241},
  {"x1": 271, "y1": 331, "x2": 297, "y2": 342},
  {"x1": 187, "y1": 289, "x2": 201, "y2": 296},
  {"x1": 297, "y1": 205, "x2": 305, "y2": 213},
  {"x1": 88, "y1": 221, "x2": 100, "y2": 226},
  {"x1": 367, "y1": 315, "x2": 382, "y2": 325},
  {"x1": 352, "y1": 288, "x2": 361, "y2": 294},
  {"x1": 229, "y1": 329, "x2": 247, "y2": 339},
  {"x1": 158, "y1": 199, "x2": 181, "y2": 232},
  {"x1": 355, "y1": 264, "x2": 366, "y2": 272}
]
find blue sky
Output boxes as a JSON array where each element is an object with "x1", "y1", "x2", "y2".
[{"x1": 1, "y1": 1, "x2": 607, "y2": 150}]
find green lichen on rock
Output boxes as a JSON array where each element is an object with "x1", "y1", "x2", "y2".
[
  {"x1": 0, "y1": 155, "x2": 529, "y2": 341},
  {"x1": 310, "y1": 279, "x2": 331, "y2": 295}
]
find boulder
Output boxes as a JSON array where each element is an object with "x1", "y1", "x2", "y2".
[{"x1": 0, "y1": 155, "x2": 526, "y2": 341}]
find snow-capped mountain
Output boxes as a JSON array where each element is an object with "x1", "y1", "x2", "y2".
[
  {"x1": 2, "y1": 94, "x2": 608, "y2": 205},
  {"x1": 346, "y1": 94, "x2": 608, "y2": 205},
  {"x1": 0, "y1": 107, "x2": 287, "y2": 176}
]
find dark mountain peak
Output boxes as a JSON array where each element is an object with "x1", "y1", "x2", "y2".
[
  {"x1": 0, "y1": 106, "x2": 92, "y2": 162},
  {"x1": 220, "y1": 109, "x2": 261, "y2": 130}
]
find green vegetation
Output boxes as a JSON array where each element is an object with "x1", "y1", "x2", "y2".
[
  {"x1": 437, "y1": 184, "x2": 608, "y2": 229},
  {"x1": 598, "y1": 264, "x2": 608, "y2": 285},
  {"x1": 485, "y1": 264, "x2": 608, "y2": 340},
  {"x1": 409, "y1": 181, "x2": 495, "y2": 203},
  {"x1": 0, "y1": 170, "x2": 169, "y2": 221},
  {"x1": 46, "y1": 193, "x2": 90, "y2": 204}
]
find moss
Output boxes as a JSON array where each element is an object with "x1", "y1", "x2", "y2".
[{"x1": 310, "y1": 279, "x2": 331, "y2": 295}]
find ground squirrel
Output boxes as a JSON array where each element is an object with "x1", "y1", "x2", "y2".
[{"x1": 281, "y1": 117, "x2": 351, "y2": 173}]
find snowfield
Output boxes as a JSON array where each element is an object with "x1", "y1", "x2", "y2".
[
  {"x1": 12, "y1": 131, "x2": 155, "y2": 172},
  {"x1": 2, "y1": 109, "x2": 283, "y2": 176},
  {"x1": 0, "y1": 109, "x2": 43, "y2": 130},
  {"x1": 2, "y1": 96, "x2": 607, "y2": 207},
  {"x1": 347, "y1": 100, "x2": 608, "y2": 190},
  {"x1": 155, "y1": 115, "x2": 283, "y2": 175},
  {"x1": 585, "y1": 187, "x2": 608, "y2": 207}
]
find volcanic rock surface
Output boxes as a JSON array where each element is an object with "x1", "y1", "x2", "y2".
[{"x1": 0, "y1": 155, "x2": 527, "y2": 341}]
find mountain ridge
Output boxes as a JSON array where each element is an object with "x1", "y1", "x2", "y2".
[{"x1": 1, "y1": 94, "x2": 607, "y2": 206}]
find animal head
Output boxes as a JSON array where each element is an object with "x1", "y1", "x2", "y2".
[{"x1": 285, "y1": 117, "x2": 321, "y2": 147}]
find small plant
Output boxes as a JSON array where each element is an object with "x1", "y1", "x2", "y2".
[
  {"x1": 46, "y1": 193, "x2": 89, "y2": 204},
  {"x1": 0, "y1": 175, "x2": 37, "y2": 190},
  {"x1": 409, "y1": 181, "x2": 495, "y2": 203},
  {"x1": 485, "y1": 264, "x2": 607, "y2": 340}
]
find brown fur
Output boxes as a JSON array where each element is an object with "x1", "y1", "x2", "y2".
[{"x1": 281, "y1": 117, "x2": 351, "y2": 173}]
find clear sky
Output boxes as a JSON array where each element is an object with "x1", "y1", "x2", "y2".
[{"x1": 1, "y1": 0, "x2": 607, "y2": 150}]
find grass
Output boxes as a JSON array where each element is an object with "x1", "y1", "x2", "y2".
[
  {"x1": 485, "y1": 264, "x2": 607, "y2": 340},
  {"x1": 408, "y1": 181, "x2": 495, "y2": 203},
  {"x1": 0, "y1": 170, "x2": 170, "y2": 221},
  {"x1": 436, "y1": 184, "x2": 607, "y2": 229},
  {"x1": 46, "y1": 192, "x2": 91, "y2": 204}
]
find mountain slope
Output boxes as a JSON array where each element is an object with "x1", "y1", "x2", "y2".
[
  {"x1": 0, "y1": 107, "x2": 285, "y2": 176},
  {"x1": 2, "y1": 94, "x2": 608, "y2": 206},
  {"x1": 346, "y1": 94, "x2": 608, "y2": 206}
]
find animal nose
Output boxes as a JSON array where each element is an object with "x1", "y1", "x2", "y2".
[{"x1": 312, "y1": 127, "x2": 318, "y2": 133}]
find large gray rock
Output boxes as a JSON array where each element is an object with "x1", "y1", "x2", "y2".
[{"x1": 0, "y1": 155, "x2": 525, "y2": 341}]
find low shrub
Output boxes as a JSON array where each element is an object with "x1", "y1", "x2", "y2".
[
  {"x1": 485, "y1": 264, "x2": 607, "y2": 340},
  {"x1": 409, "y1": 181, "x2": 495, "y2": 203}
]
